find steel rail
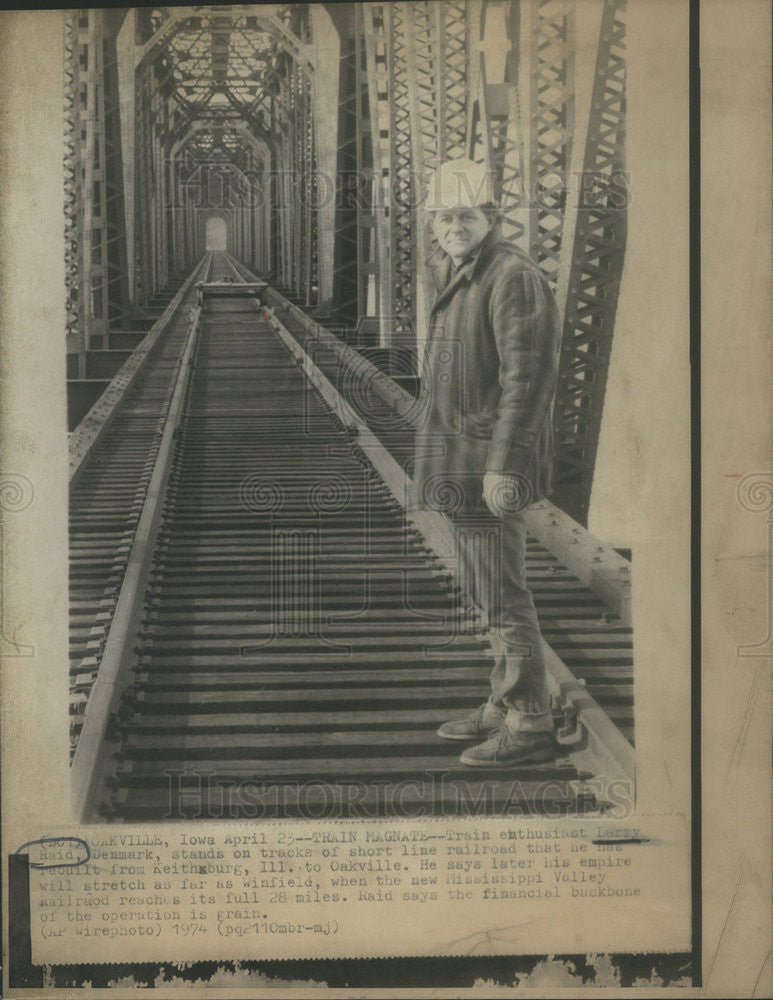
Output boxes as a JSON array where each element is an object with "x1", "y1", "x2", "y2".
[
  {"x1": 69, "y1": 253, "x2": 213, "y2": 487},
  {"x1": 70, "y1": 254, "x2": 215, "y2": 820}
]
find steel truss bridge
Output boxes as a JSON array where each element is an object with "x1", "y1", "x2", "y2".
[{"x1": 64, "y1": 2, "x2": 633, "y2": 821}]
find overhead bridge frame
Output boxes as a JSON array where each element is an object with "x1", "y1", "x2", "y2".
[{"x1": 64, "y1": 1, "x2": 628, "y2": 523}]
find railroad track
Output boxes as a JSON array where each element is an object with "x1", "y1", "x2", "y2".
[
  {"x1": 69, "y1": 252, "x2": 634, "y2": 821},
  {"x1": 69, "y1": 253, "x2": 215, "y2": 754}
]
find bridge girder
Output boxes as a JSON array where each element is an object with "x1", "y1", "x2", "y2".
[{"x1": 63, "y1": 0, "x2": 627, "y2": 524}]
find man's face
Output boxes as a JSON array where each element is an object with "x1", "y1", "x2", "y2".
[{"x1": 431, "y1": 207, "x2": 492, "y2": 263}]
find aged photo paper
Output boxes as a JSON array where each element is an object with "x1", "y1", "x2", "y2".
[{"x1": 0, "y1": 0, "x2": 770, "y2": 995}]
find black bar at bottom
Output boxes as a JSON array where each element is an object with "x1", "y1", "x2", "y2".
[{"x1": 8, "y1": 853, "x2": 44, "y2": 988}]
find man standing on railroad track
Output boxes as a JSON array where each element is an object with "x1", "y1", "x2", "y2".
[{"x1": 413, "y1": 157, "x2": 562, "y2": 768}]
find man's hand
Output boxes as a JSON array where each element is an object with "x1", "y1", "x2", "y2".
[{"x1": 482, "y1": 472, "x2": 530, "y2": 518}]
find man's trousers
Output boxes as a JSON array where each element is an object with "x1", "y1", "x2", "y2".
[{"x1": 455, "y1": 510, "x2": 554, "y2": 733}]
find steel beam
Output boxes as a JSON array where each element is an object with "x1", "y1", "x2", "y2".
[
  {"x1": 385, "y1": 4, "x2": 417, "y2": 349},
  {"x1": 436, "y1": 0, "x2": 471, "y2": 159},
  {"x1": 402, "y1": 2, "x2": 438, "y2": 366},
  {"x1": 551, "y1": 0, "x2": 627, "y2": 523},
  {"x1": 63, "y1": 9, "x2": 131, "y2": 368},
  {"x1": 331, "y1": 8, "x2": 371, "y2": 332},
  {"x1": 309, "y1": 5, "x2": 339, "y2": 306},
  {"x1": 361, "y1": 4, "x2": 398, "y2": 345},
  {"x1": 63, "y1": 11, "x2": 84, "y2": 371},
  {"x1": 359, "y1": 2, "x2": 477, "y2": 358},
  {"x1": 477, "y1": 2, "x2": 530, "y2": 247},
  {"x1": 529, "y1": 0, "x2": 575, "y2": 285}
]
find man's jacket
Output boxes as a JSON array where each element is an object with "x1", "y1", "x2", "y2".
[{"x1": 413, "y1": 227, "x2": 561, "y2": 514}]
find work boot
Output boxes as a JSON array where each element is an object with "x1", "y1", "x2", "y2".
[
  {"x1": 459, "y1": 726, "x2": 557, "y2": 767},
  {"x1": 436, "y1": 701, "x2": 505, "y2": 741}
]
